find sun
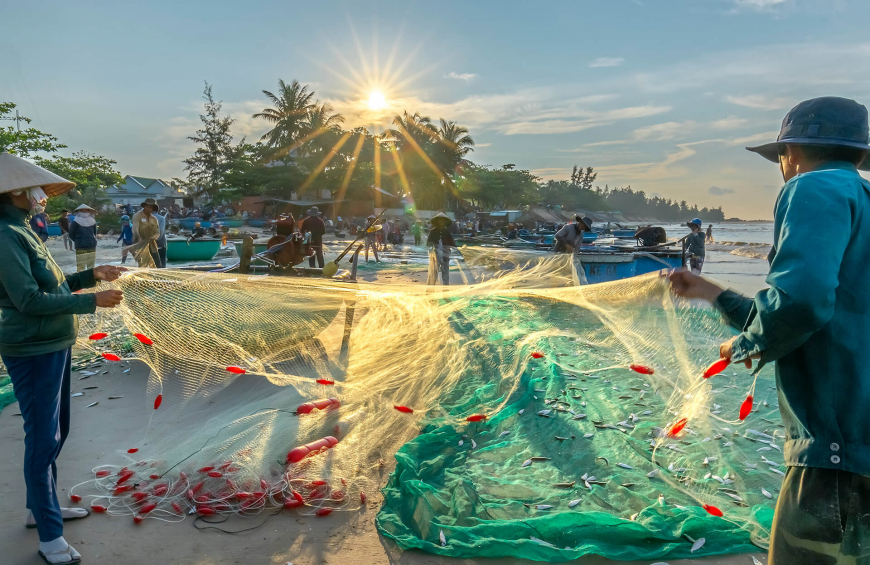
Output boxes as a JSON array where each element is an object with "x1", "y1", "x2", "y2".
[{"x1": 367, "y1": 90, "x2": 387, "y2": 111}]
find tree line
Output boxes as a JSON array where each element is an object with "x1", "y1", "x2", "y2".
[{"x1": 1, "y1": 93, "x2": 729, "y2": 222}]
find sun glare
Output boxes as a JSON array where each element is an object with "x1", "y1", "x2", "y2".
[{"x1": 368, "y1": 90, "x2": 387, "y2": 110}]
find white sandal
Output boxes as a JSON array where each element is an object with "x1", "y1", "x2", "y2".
[{"x1": 38, "y1": 542, "x2": 81, "y2": 564}]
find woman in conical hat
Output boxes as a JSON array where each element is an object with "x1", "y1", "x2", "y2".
[
  {"x1": 0, "y1": 153, "x2": 126, "y2": 564},
  {"x1": 426, "y1": 212, "x2": 455, "y2": 285}
]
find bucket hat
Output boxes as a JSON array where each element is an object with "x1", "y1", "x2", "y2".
[
  {"x1": 0, "y1": 151, "x2": 76, "y2": 197},
  {"x1": 747, "y1": 97, "x2": 870, "y2": 170},
  {"x1": 141, "y1": 198, "x2": 158, "y2": 210},
  {"x1": 574, "y1": 215, "x2": 593, "y2": 230},
  {"x1": 687, "y1": 218, "x2": 702, "y2": 228}
]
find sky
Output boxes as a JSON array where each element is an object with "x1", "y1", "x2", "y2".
[{"x1": 3, "y1": 0, "x2": 870, "y2": 220}]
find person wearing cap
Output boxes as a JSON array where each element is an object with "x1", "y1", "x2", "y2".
[
  {"x1": 117, "y1": 214, "x2": 133, "y2": 264},
  {"x1": 0, "y1": 152, "x2": 125, "y2": 564},
  {"x1": 363, "y1": 214, "x2": 381, "y2": 262},
  {"x1": 668, "y1": 97, "x2": 870, "y2": 564},
  {"x1": 426, "y1": 212, "x2": 456, "y2": 285},
  {"x1": 67, "y1": 204, "x2": 98, "y2": 272},
  {"x1": 131, "y1": 198, "x2": 161, "y2": 268},
  {"x1": 685, "y1": 218, "x2": 706, "y2": 274},
  {"x1": 57, "y1": 209, "x2": 71, "y2": 251},
  {"x1": 554, "y1": 215, "x2": 593, "y2": 285},
  {"x1": 299, "y1": 206, "x2": 326, "y2": 268}
]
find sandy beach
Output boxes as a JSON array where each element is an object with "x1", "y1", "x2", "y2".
[{"x1": 0, "y1": 228, "x2": 772, "y2": 565}]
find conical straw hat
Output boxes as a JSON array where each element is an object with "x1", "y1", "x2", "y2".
[{"x1": 0, "y1": 152, "x2": 76, "y2": 198}]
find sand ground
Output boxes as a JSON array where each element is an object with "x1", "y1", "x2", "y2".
[{"x1": 0, "y1": 233, "x2": 769, "y2": 565}]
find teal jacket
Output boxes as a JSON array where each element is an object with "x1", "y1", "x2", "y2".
[
  {"x1": 714, "y1": 161, "x2": 870, "y2": 474},
  {"x1": 0, "y1": 204, "x2": 98, "y2": 357}
]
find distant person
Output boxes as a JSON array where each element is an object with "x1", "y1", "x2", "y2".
[
  {"x1": 68, "y1": 204, "x2": 98, "y2": 272},
  {"x1": 29, "y1": 208, "x2": 49, "y2": 242},
  {"x1": 706, "y1": 224, "x2": 714, "y2": 243},
  {"x1": 685, "y1": 218, "x2": 705, "y2": 274},
  {"x1": 58, "y1": 209, "x2": 71, "y2": 251},
  {"x1": 635, "y1": 225, "x2": 667, "y2": 247},
  {"x1": 131, "y1": 198, "x2": 161, "y2": 267},
  {"x1": 427, "y1": 212, "x2": 455, "y2": 285},
  {"x1": 117, "y1": 214, "x2": 133, "y2": 263},
  {"x1": 155, "y1": 207, "x2": 167, "y2": 268},
  {"x1": 669, "y1": 96, "x2": 870, "y2": 565},
  {"x1": 364, "y1": 214, "x2": 381, "y2": 263},
  {"x1": 554, "y1": 215, "x2": 593, "y2": 285},
  {"x1": 505, "y1": 224, "x2": 518, "y2": 240},
  {"x1": 300, "y1": 206, "x2": 326, "y2": 268},
  {"x1": 0, "y1": 157, "x2": 125, "y2": 565},
  {"x1": 411, "y1": 220, "x2": 423, "y2": 246}
]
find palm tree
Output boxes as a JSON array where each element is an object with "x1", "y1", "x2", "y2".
[
  {"x1": 301, "y1": 102, "x2": 346, "y2": 157},
  {"x1": 252, "y1": 79, "x2": 316, "y2": 157},
  {"x1": 436, "y1": 118, "x2": 475, "y2": 170},
  {"x1": 386, "y1": 111, "x2": 437, "y2": 150}
]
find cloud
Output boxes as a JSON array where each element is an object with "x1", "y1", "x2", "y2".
[
  {"x1": 726, "y1": 95, "x2": 793, "y2": 110},
  {"x1": 446, "y1": 72, "x2": 477, "y2": 82},
  {"x1": 710, "y1": 116, "x2": 749, "y2": 130},
  {"x1": 497, "y1": 105, "x2": 670, "y2": 136},
  {"x1": 590, "y1": 57, "x2": 625, "y2": 68},
  {"x1": 708, "y1": 185, "x2": 735, "y2": 195},
  {"x1": 728, "y1": 130, "x2": 779, "y2": 146},
  {"x1": 732, "y1": 0, "x2": 788, "y2": 9},
  {"x1": 632, "y1": 121, "x2": 695, "y2": 141},
  {"x1": 475, "y1": 142, "x2": 492, "y2": 147}
]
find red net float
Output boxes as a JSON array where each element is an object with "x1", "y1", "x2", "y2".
[
  {"x1": 139, "y1": 503, "x2": 157, "y2": 514},
  {"x1": 102, "y1": 353, "x2": 121, "y2": 361},
  {"x1": 360, "y1": 491, "x2": 367, "y2": 504},
  {"x1": 89, "y1": 333, "x2": 108, "y2": 340},
  {"x1": 153, "y1": 394, "x2": 162, "y2": 410},
  {"x1": 669, "y1": 418, "x2": 688, "y2": 436},
  {"x1": 171, "y1": 502, "x2": 182, "y2": 513},
  {"x1": 530, "y1": 352, "x2": 544, "y2": 359},
  {"x1": 629, "y1": 364, "x2": 654, "y2": 375},
  {"x1": 195, "y1": 505, "x2": 215, "y2": 515},
  {"x1": 133, "y1": 333, "x2": 153, "y2": 345},
  {"x1": 739, "y1": 395, "x2": 754, "y2": 420},
  {"x1": 117, "y1": 471, "x2": 135, "y2": 484},
  {"x1": 466, "y1": 414, "x2": 487, "y2": 422},
  {"x1": 95, "y1": 470, "x2": 110, "y2": 478},
  {"x1": 316, "y1": 508, "x2": 333, "y2": 517},
  {"x1": 70, "y1": 494, "x2": 82, "y2": 502},
  {"x1": 226, "y1": 366, "x2": 246, "y2": 374},
  {"x1": 284, "y1": 491, "x2": 305, "y2": 509},
  {"x1": 133, "y1": 515, "x2": 144, "y2": 524},
  {"x1": 131, "y1": 492, "x2": 148, "y2": 502},
  {"x1": 703, "y1": 503, "x2": 723, "y2": 517},
  {"x1": 703, "y1": 358, "x2": 731, "y2": 378},
  {"x1": 286, "y1": 436, "x2": 339, "y2": 464},
  {"x1": 315, "y1": 379, "x2": 335, "y2": 385},
  {"x1": 127, "y1": 448, "x2": 139, "y2": 454},
  {"x1": 394, "y1": 405, "x2": 414, "y2": 414},
  {"x1": 91, "y1": 505, "x2": 107, "y2": 513},
  {"x1": 207, "y1": 471, "x2": 223, "y2": 478},
  {"x1": 297, "y1": 398, "x2": 340, "y2": 414}
]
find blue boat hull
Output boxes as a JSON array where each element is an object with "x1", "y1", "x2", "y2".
[{"x1": 578, "y1": 251, "x2": 682, "y2": 284}]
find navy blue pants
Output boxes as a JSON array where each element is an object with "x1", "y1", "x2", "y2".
[{"x1": 3, "y1": 348, "x2": 71, "y2": 541}]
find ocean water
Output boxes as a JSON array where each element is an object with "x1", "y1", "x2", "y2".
[{"x1": 658, "y1": 222, "x2": 773, "y2": 296}]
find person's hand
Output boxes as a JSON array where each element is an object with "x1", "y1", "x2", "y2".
[
  {"x1": 95, "y1": 289, "x2": 124, "y2": 308},
  {"x1": 719, "y1": 336, "x2": 759, "y2": 369},
  {"x1": 666, "y1": 269, "x2": 724, "y2": 302},
  {"x1": 94, "y1": 265, "x2": 127, "y2": 282}
]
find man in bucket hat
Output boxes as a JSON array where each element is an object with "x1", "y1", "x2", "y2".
[
  {"x1": 668, "y1": 97, "x2": 870, "y2": 564},
  {"x1": 554, "y1": 215, "x2": 593, "y2": 285}
]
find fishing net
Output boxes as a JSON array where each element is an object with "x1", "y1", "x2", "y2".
[{"x1": 66, "y1": 247, "x2": 782, "y2": 561}]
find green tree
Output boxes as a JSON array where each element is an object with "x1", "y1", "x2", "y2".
[
  {"x1": 435, "y1": 118, "x2": 474, "y2": 172},
  {"x1": 179, "y1": 83, "x2": 240, "y2": 198},
  {"x1": 252, "y1": 79, "x2": 316, "y2": 159},
  {"x1": 0, "y1": 102, "x2": 66, "y2": 157},
  {"x1": 36, "y1": 151, "x2": 123, "y2": 216}
]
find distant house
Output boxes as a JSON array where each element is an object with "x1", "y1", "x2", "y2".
[{"x1": 105, "y1": 175, "x2": 187, "y2": 208}]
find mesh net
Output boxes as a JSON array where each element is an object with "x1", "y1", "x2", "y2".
[{"x1": 67, "y1": 247, "x2": 781, "y2": 560}]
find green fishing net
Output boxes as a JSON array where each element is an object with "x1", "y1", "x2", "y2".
[{"x1": 63, "y1": 247, "x2": 780, "y2": 562}]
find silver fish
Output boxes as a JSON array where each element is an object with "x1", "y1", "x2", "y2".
[
  {"x1": 713, "y1": 475, "x2": 725, "y2": 484},
  {"x1": 553, "y1": 481, "x2": 575, "y2": 488},
  {"x1": 584, "y1": 480, "x2": 592, "y2": 490},
  {"x1": 657, "y1": 494, "x2": 665, "y2": 506},
  {"x1": 536, "y1": 505, "x2": 554, "y2": 510},
  {"x1": 690, "y1": 537, "x2": 706, "y2": 553},
  {"x1": 71, "y1": 393, "x2": 84, "y2": 398},
  {"x1": 761, "y1": 488, "x2": 773, "y2": 499},
  {"x1": 458, "y1": 440, "x2": 464, "y2": 446},
  {"x1": 471, "y1": 439, "x2": 477, "y2": 449},
  {"x1": 616, "y1": 463, "x2": 633, "y2": 469},
  {"x1": 642, "y1": 410, "x2": 652, "y2": 415},
  {"x1": 723, "y1": 441, "x2": 734, "y2": 447},
  {"x1": 630, "y1": 512, "x2": 639, "y2": 521},
  {"x1": 535, "y1": 388, "x2": 546, "y2": 392},
  {"x1": 758, "y1": 446, "x2": 772, "y2": 452},
  {"x1": 522, "y1": 459, "x2": 532, "y2": 467},
  {"x1": 555, "y1": 436, "x2": 569, "y2": 441},
  {"x1": 568, "y1": 499, "x2": 581, "y2": 507},
  {"x1": 499, "y1": 431, "x2": 510, "y2": 437},
  {"x1": 530, "y1": 536, "x2": 557, "y2": 548},
  {"x1": 702, "y1": 437, "x2": 711, "y2": 442},
  {"x1": 518, "y1": 409, "x2": 525, "y2": 415},
  {"x1": 538, "y1": 410, "x2": 552, "y2": 416},
  {"x1": 87, "y1": 402, "x2": 98, "y2": 408},
  {"x1": 584, "y1": 433, "x2": 594, "y2": 438},
  {"x1": 704, "y1": 473, "x2": 712, "y2": 479},
  {"x1": 724, "y1": 493, "x2": 743, "y2": 501},
  {"x1": 440, "y1": 530, "x2": 447, "y2": 546},
  {"x1": 573, "y1": 414, "x2": 587, "y2": 420},
  {"x1": 753, "y1": 557, "x2": 763, "y2": 565},
  {"x1": 770, "y1": 468, "x2": 786, "y2": 476},
  {"x1": 647, "y1": 469, "x2": 658, "y2": 478}
]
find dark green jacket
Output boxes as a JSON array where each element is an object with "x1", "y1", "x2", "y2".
[
  {"x1": 714, "y1": 162, "x2": 870, "y2": 474},
  {"x1": 0, "y1": 204, "x2": 98, "y2": 357}
]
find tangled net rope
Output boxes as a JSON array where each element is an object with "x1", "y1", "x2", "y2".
[{"x1": 67, "y1": 248, "x2": 781, "y2": 561}]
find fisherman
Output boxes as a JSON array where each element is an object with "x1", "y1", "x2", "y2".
[
  {"x1": 117, "y1": 214, "x2": 133, "y2": 263},
  {"x1": 411, "y1": 220, "x2": 423, "y2": 246},
  {"x1": 554, "y1": 215, "x2": 593, "y2": 285},
  {"x1": 68, "y1": 204, "x2": 98, "y2": 272},
  {"x1": 685, "y1": 218, "x2": 705, "y2": 274},
  {"x1": 58, "y1": 209, "x2": 71, "y2": 251},
  {"x1": 706, "y1": 223, "x2": 714, "y2": 243},
  {"x1": 668, "y1": 97, "x2": 870, "y2": 564},
  {"x1": 131, "y1": 198, "x2": 161, "y2": 267},
  {"x1": 300, "y1": 206, "x2": 326, "y2": 268},
  {"x1": 29, "y1": 207, "x2": 49, "y2": 242},
  {"x1": 426, "y1": 212, "x2": 455, "y2": 285},
  {"x1": 154, "y1": 206, "x2": 167, "y2": 268},
  {"x1": 0, "y1": 152, "x2": 125, "y2": 565},
  {"x1": 364, "y1": 214, "x2": 381, "y2": 263}
]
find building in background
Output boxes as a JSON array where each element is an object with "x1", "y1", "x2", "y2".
[{"x1": 105, "y1": 175, "x2": 186, "y2": 208}]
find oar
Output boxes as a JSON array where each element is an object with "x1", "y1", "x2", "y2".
[{"x1": 322, "y1": 209, "x2": 386, "y2": 277}]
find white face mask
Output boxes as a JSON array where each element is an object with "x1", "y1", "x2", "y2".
[{"x1": 12, "y1": 187, "x2": 48, "y2": 212}]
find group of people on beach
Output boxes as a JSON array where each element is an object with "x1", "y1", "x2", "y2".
[{"x1": 0, "y1": 95, "x2": 869, "y2": 564}]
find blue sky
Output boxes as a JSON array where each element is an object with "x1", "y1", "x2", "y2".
[{"x1": 3, "y1": 0, "x2": 869, "y2": 219}]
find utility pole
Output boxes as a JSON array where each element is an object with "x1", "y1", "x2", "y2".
[{"x1": 0, "y1": 110, "x2": 24, "y2": 131}]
